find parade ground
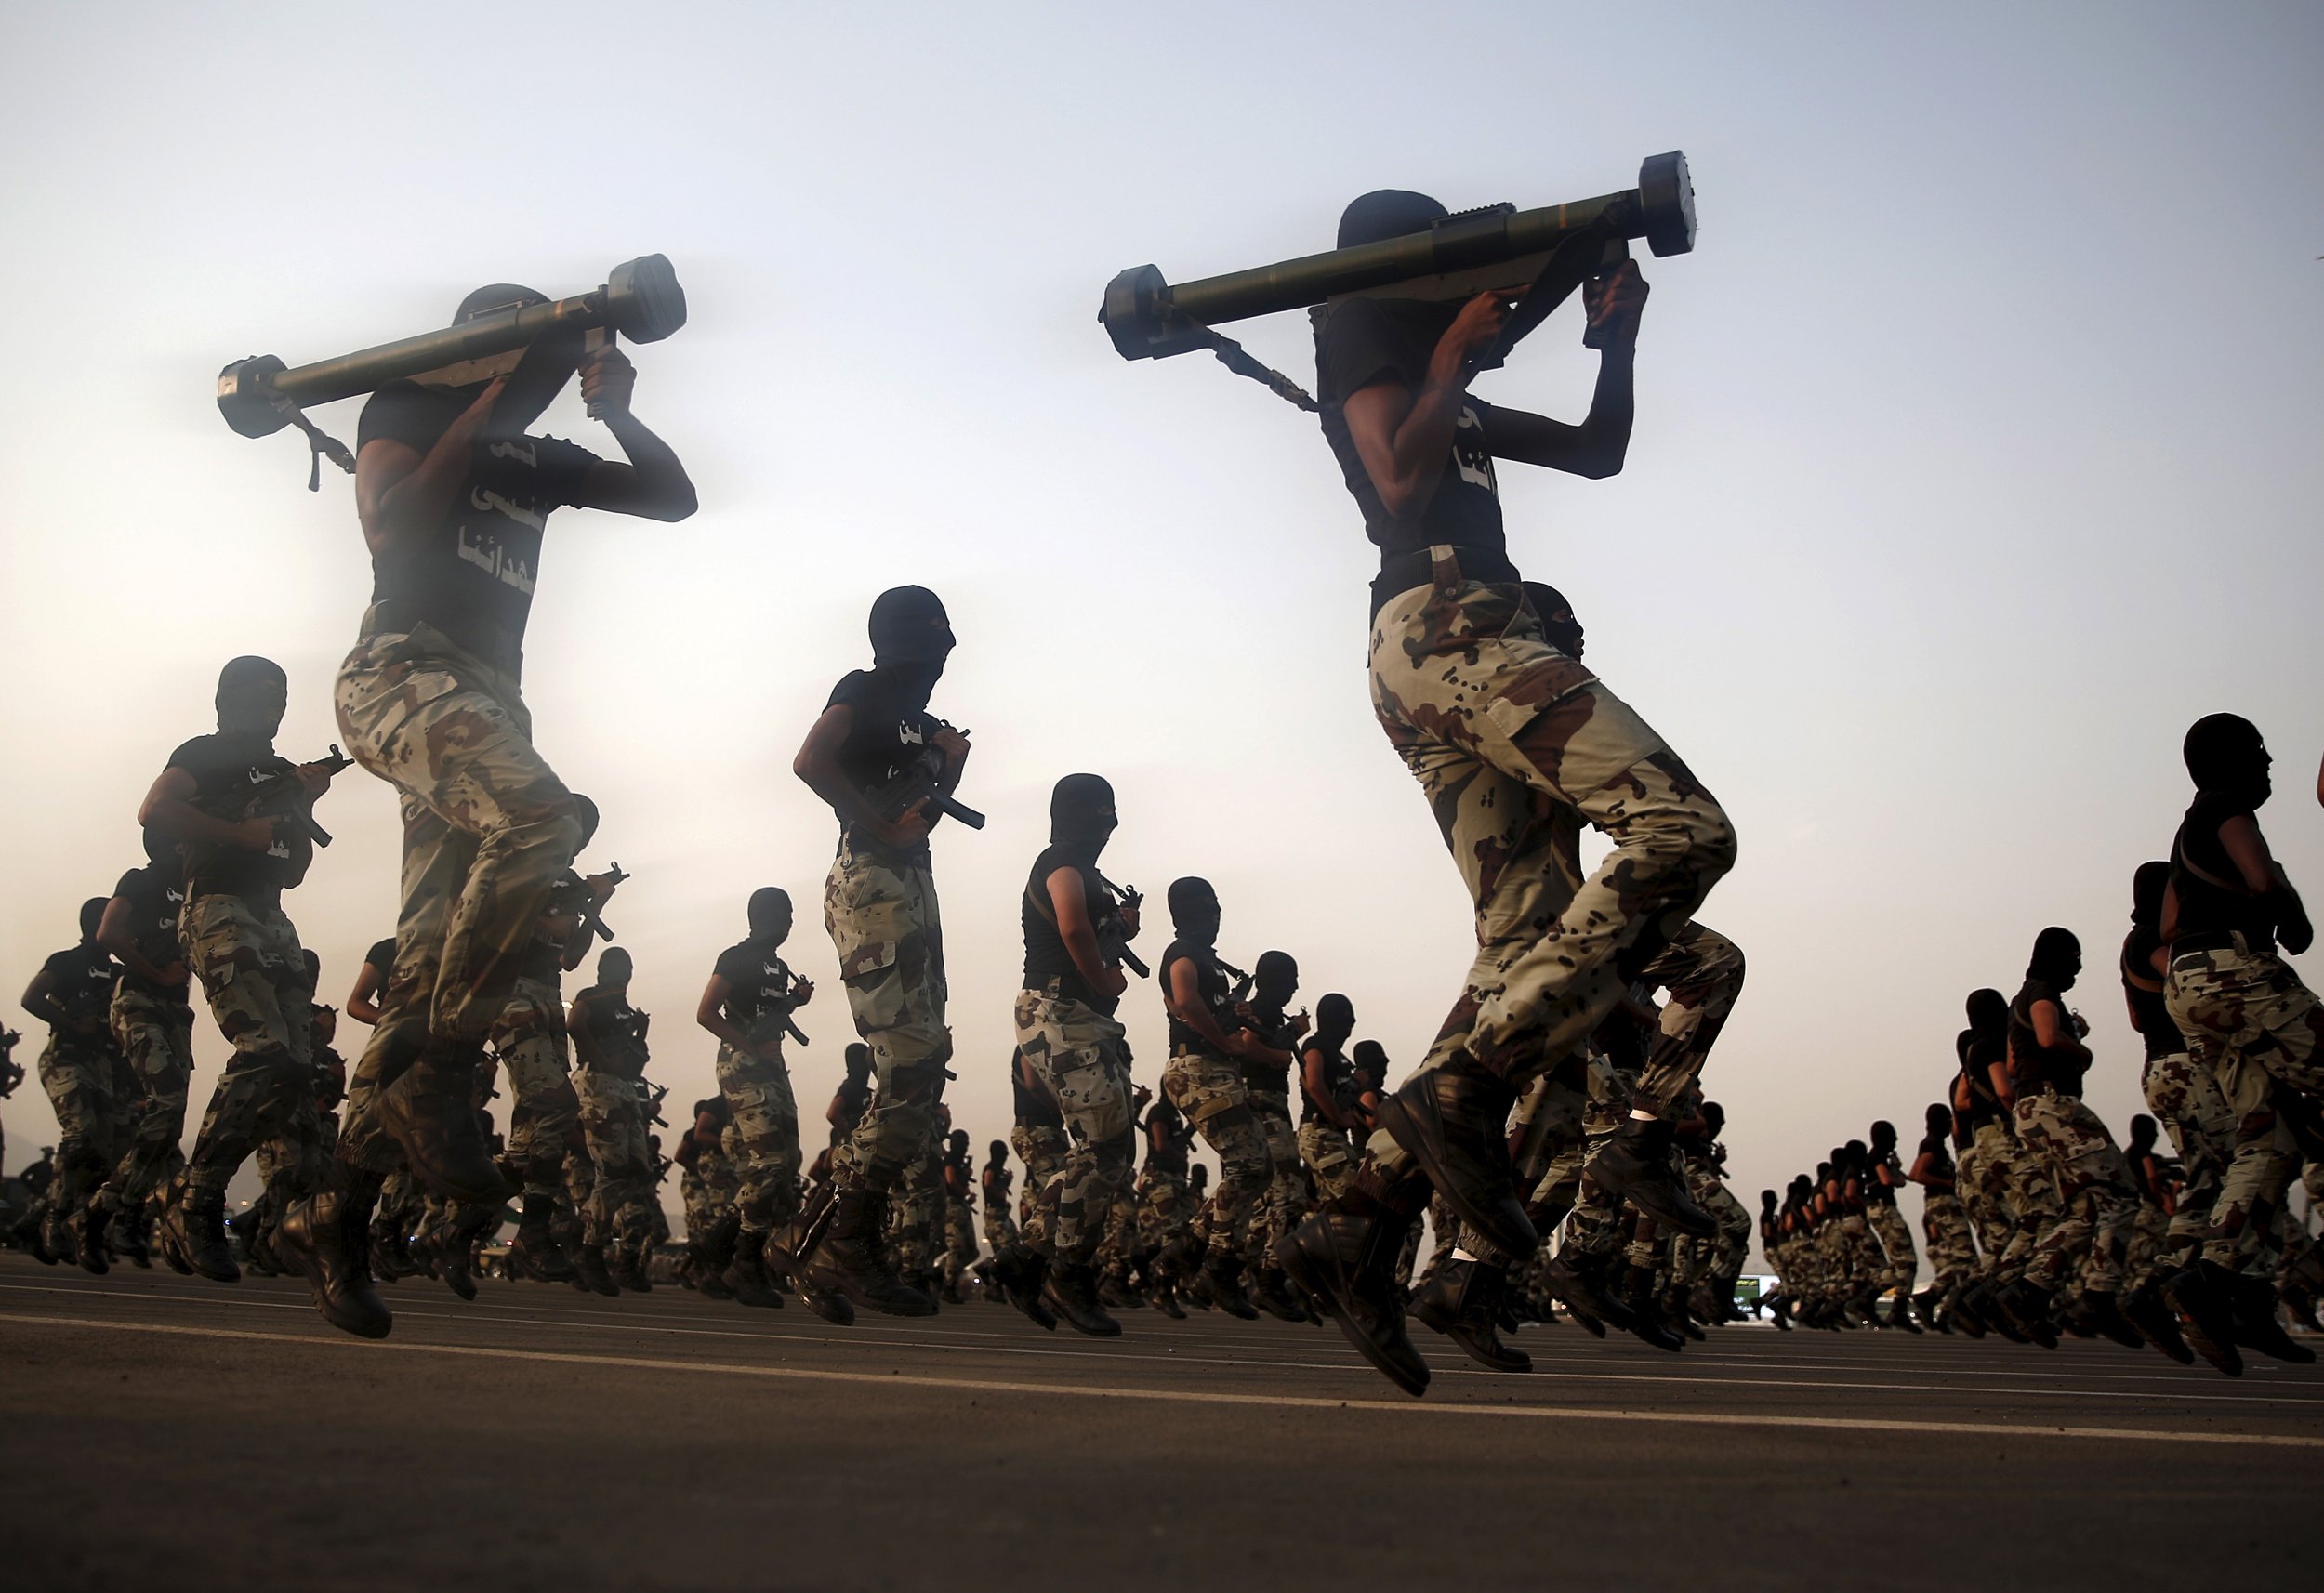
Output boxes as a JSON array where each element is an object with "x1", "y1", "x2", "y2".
[{"x1": 3, "y1": 1252, "x2": 2317, "y2": 1591}]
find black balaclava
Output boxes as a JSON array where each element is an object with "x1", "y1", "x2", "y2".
[
  {"x1": 1843, "y1": 1140, "x2": 1868, "y2": 1173},
  {"x1": 78, "y1": 896, "x2": 106, "y2": 943},
  {"x1": 1050, "y1": 773, "x2": 1117, "y2": 856},
  {"x1": 2184, "y1": 712, "x2": 2271, "y2": 806},
  {"x1": 1926, "y1": 1102, "x2": 1952, "y2": 1136},
  {"x1": 2128, "y1": 1113, "x2": 2159, "y2": 1157},
  {"x1": 868, "y1": 586, "x2": 955, "y2": 707},
  {"x1": 301, "y1": 948, "x2": 322, "y2": 983},
  {"x1": 988, "y1": 1139, "x2": 1008, "y2": 1163},
  {"x1": 2029, "y1": 927, "x2": 2081, "y2": 988},
  {"x1": 1168, "y1": 877, "x2": 1220, "y2": 944},
  {"x1": 2132, "y1": 860, "x2": 2170, "y2": 928},
  {"x1": 1966, "y1": 988, "x2": 2009, "y2": 1043},
  {"x1": 948, "y1": 1128, "x2": 969, "y2": 1155},
  {"x1": 1352, "y1": 1039, "x2": 1388, "y2": 1091},
  {"x1": 1254, "y1": 950, "x2": 1298, "y2": 1008},
  {"x1": 844, "y1": 1043, "x2": 873, "y2": 1081},
  {"x1": 597, "y1": 947, "x2": 633, "y2": 989},
  {"x1": 571, "y1": 793, "x2": 601, "y2": 852},
  {"x1": 141, "y1": 825, "x2": 183, "y2": 877},
  {"x1": 1339, "y1": 190, "x2": 1448, "y2": 248},
  {"x1": 747, "y1": 887, "x2": 793, "y2": 944},
  {"x1": 1702, "y1": 1100, "x2": 1725, "y2": 1137},
  {"x1": 216, "y1": 656, "x2": 288, "y2": 739},
  {"x1": 1315, "y1": 993, "x2": 1354, "y2": 1042},
  {"x1": 1870, "y1": 1120, "x2": 1896, "y2": 1152},
  {"x1": 1524, "y1": 582, "x2": 1587, "y2": 661},
  {"x1": 1762, "y1": 1189, "x2": 1778, "y2": 1212}
]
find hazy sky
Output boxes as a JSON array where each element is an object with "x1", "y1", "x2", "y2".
[{"x1": 3, "y1": 2, "x2": 2318, "y2": 1260}]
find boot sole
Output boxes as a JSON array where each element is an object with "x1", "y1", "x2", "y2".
[
  {"x1": 1277, "y1": 1230, "x2": 1430, "y2": 1399},
  {"x1": 1375, "y1": 1093, "x2": 1537, "y2": 1260}
]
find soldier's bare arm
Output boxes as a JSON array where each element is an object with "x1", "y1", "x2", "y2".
[
  {"x1": 1341, "y1": 291, "x2": 1507, "y2": 516},
  {"x1": 355, "y1": 377, "x2": 508, "y2": 558},
  {"x1": 1047, "y1": 865, "x2": 1126, "y2": 1001},
  {"x1": 97, "y1": 893, "x2": 181, "y2": 987},
  {"x1": 347, "y1": 956, "x2": 390, "y2": 1026},
  {"x1": 794, "y1": 704, "x2": 930, "y2": 850},
  {"x1": 20, "y1": 966, "x2": 71, "y2": 1029},
  {"x1": 139, "y1": 766, "x2": 273, "y2": 854},
  {"x1": 695, "y1": 974, "x2": 750, "y2": 1051},
  {"x1": 570, "y1": 349, "x2": 698, "y2": 521}
]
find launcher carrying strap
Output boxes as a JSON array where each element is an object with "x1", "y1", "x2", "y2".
[
  {"x1": 267, "y1": 390, "x2": 355, "y2": 492},
  {"x1": 1166, "y1": 309, "x2": 1319, "y2": 414}
]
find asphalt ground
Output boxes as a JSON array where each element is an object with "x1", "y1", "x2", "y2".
[{"x1": 2, "y1": 1252, "x2": 2318, "y2": 1593}]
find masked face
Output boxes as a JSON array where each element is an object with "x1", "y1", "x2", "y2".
[
  {"x1": 1255, "y1": 951, "x2": 1298, "y2": 1007},
  {"x1": 216, "y1": 656, "x2": 288, "y2": 739},
  {"x1": 747, "y1": 887, "x2": 793, "y2": 944},
  {"x1": 2184, "y1": 712, "x2": 2271, "y2": 806},
  {"x1": 1050, "y1": 773, "x2": 1117, "y2": 853},
  {"x1": 1167, "y1": 877, "x2": 1220, "y2": 944},
  {"x1": 598, "y1": 948, "x2": 633, "y2": 989}
]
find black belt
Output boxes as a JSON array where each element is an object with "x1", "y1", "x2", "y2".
[
  {"x1": 1370, "y1": 544, "x2": 1522, "y2": 618},
  {"x1": 2172, "y1": 928, "x2": 2276, "y2": 958},
  {"x1": 359, "y1": 599, "x2": 524, "y2": 678}
]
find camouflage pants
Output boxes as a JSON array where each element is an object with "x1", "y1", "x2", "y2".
[
  {"x1": 1866, "y1": 1200, "x2": 1919, "y2": 1295},
  {"x1": 944, "y1": 1198, "x2": 978, "y2": 1284},
  {"x1": 1012, "y1": 990, "x2": 1136, "y2": 1265},
  {"x1": 825, "y1": 839, "x2": 950, "y2": 1193},
  {"x1": 1135, "y1": 1168, "x2": 1192, "y2": 1268},
  {"x1": 179, "y1": 894, "x2": 325, "y2": 1202},
  {"x1": 982, "y1": 1179, "x2": 1019, "y2": 1253},
  {"x1": 335, "y1": 619, "x2": 583, "y2": 1173},
  {"x1": 574, "y1": 1068, "x2": 654, "y2": 1248},
  {"x1": 889, "y1": 1147, "x2": 943, "y2": 1275},
  {"x1": 1096, "y1": 1187, "x2": 1135, "y2": 1275},
  {"x1": 1921, "y1": 1191, "x2": 1977, "y2": 1291},
  {"x1": 680, "y1": 1145, "x2": 737, "y2": 1242},
  {"x1": 2141, "y1": 1048, "x2": 2235, "y2": 1258},
  {"x1": 1011, "y1": 1124, "x2": 1068, "y2": 1246},
  {"x1": 2128, "y1": 1196, "x2": 2171, "y2": 1291},
  {"x1": 38, "y1": 1033, "x2": 125, "y2": 1218},
  {"x1": 1161, "y1": 1044, "x2": 1272, "y2": 1261},
  {"x1": 1361, "y1": 560, "x2": 1736, "y2": 1178},
  {"x1": 2166, "y1": 942, "x2": 2324, "y2": 1276},
  {"x1": 1957, "y1": 1125, "x2": 2018, "y2": 1279},
  {"x1": 1687, "y1": 1160, "x2": 1753, "y2": 1280},
  {"x1": 491, "y1": 977, "x2": 579, "y2": 1202},
  {"x1": 2015, "y1": 1090, "x2": 2137, "y2": 1294},
  {"x1": 1298, "y1": 1118, "x2": 1360, "y2": 1204},
  {"x1": 105, "y1": 986, "x2": 193, "y2": 1208},
  {"x1": 713, "y1": 1039, "x2": 801, "y2": 1239},
  {"x1": 1244, "y1": 1087, "x2": 1308, "y2": 1271}
]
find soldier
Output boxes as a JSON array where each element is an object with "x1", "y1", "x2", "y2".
[
  {"x1": 1862, "y1": 1120, "x2": 1922, "y2": 1332},
  {"x1": 1158, "y1": 878, "x2": 1287, "y2": 1321},
  {"x1": 1279, "y1": 189, "x2": 1737, "y2": 1397},
  {"x1": 938, "y1": 1127, "x2": 978, "y2": 1304},
  {"x1": 1237, "y1": 951, "x2": 1315, "y2": 1321},
  {"x1": 1298, "y1": 994, "x2": 1368, "y2": 1205},
  {"x1": 695, "y1": 887, "x2": 813, "y2": 1309},
  {"x1": 1005, "y1": 773, "x2": 1142, "y2": 1336},
  {"x1": 19, "y1": 897, "x2": 125, "y2": 1269},
  {"x1": 567, "y1": 947, "x2": 659, "y2": 1292},
  {"x1": 786, "y1": 586, "x2": 969, "y2": 1323},
  {"x1": 993, "y1": 1047, "x2": 1067, "y2": 1330},
  {"x1": 332, "y1": 288, "x2": 694, "y2": 1268},
  {"x1": 92, "y1": 836, "x2": 193, "y2": 1269},
  {"x1": 139, "y1": 657, "x2": 381, "y2": 1336},
  {"x1": 2160, "y1": 713, "x2": 2319, "y2": 1374},
  {"x1": 675, "y1": 1094, "x2": 739, "y2": 1297},
  {"x1": 1134, "y1": 1096, "x2": 1196, "y2": 1316},
  {"x1": 1998, "y1": 928, "x2": 2143, "y2": 1349},
  {"x1": 1908, "y1": 1102, "x2": 1978, "y2": 1331},
  {"x1": 979, "y1": 1139, "x2": 1018, "y2": 1261}
]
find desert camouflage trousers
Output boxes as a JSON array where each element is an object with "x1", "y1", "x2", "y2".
[
  {"x1": 1244, "y1": 1086, "x2": 1308, "y2": 1273},
  {"x1": 1685, "y1": 1157, "x2": 1754, "y2": 1282},
  {"x1": 713, "y1": 1038, "x2": 802, "y2": 1239},
  {"x1": 680, "y1": 1143, "x2": 737, "y2": 1240},
  {"x1": 1865, "y1": 1200, "x2": 1919, "y2": 1294},
  {"x1": 1956, "y1": 1126, "x2": 2016, "y2": 1276},
  {"x1": 1359, "y1": 558, "x2": 1736, "y2": 1181},
  {"x1": 825, "y1": 839, "x2": 950, "y2": 1192},
  {"x1": 336, "y1": 619, "x2": 583, "y2": 1173},
  {"x1": 491, "y1": 977, "x2": 580, "y2": 1202},
  {"x1": 37, "y1": 1031, "x2": 125, "y2": 1218},
  {"x1": 1161, "y1": 1044, "x2": 1272, "y2": 1261},
  {"x1": 179, "y1": 893, "x2": 326, "y2": 1202},
  {"x1": 2167, "y1": 941, "x2": 2324, "y2": 1275},
  {"x1": 2141, "y1": 1047, "x2": 2234, "y2": 1258},
  {"x1": 1135, "y1": 1167, "x2": 1194, "y2": 1268},
  {"x1": 888, "y1": 1147, "x2": 944, "y2": 1274},
  {"x1": 1298, "y1": 1118, "x2": 1361, "y2": 1204},
  {"x1": 1012, "y1": 988, "x2": 1135, "y2": 1265},
  {"x1": 2014, "y1": 1089, "x2": 2137, "y2": 1294},
  {"x1": 943, "y1": 1197, "x2": 978, "y2": 1285},
  {"x1": 1921, "y1": 1190, "x2": 1977, "y2": 1291},
  {"x1": 104, "y1": 985, "x2": 192, "y2": 1208},
  {"x1": 982, "y1": 1175, "x2": 1018, "y2": 1252},
  {"x1": 574, "y1": 1067, "x2": 655, "y2": 1248},
  {"x1": 1011, "y1": 1124, "x2": 1068, "y2": 1245}
]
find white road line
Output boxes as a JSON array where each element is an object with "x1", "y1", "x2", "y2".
[{"x1": 4, "y1": 1310, "x2": 2319, "y2": 1451}]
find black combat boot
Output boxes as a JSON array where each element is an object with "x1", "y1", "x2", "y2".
[
  {"x1": 2120, "y1": 1282, "x2": 2194, "y2": 1364},
  {"x1": 768, "y1": 1189, "x2": 855, "y2": 1325},
  {"x1": 571, "y1": 1241, "x2": 622, "y2": 1298},
  {"x1": 1911, "y1": 1288, "x2": 1943, "y2": 1332},
  {"x1": 1248, "y1": 1262, "x2": 1309, "y2": 1323},
  {"x1": 1763, "y1": 1291, "x2": 1793, "y2": 1331},
  {"x1": 991, "y1": 1244, "x2": 1058, "y2": 1330},
  {"x1": 1997, "y1": 1279, "x2": 2060, "y2": 1349},
  {"x1": 805, "y1": 1190, "x2": 936, "y2": 1318},
  {"x1": 374, "y1": 1051, "x2": 513, "y2": 1205},
  {"x1": 1196, "y1": 1253, "x2": 1260, "y2": 1321},
  {"x1": 1276, "y1": 1195, "x2": 1431, "y2": 1397},
  {"x1": 2229, "y1": 1274, "x2": 2316, "y2": 1365},
  {"x1": 2281, "y1": 1284, "x2": 2324, "y2": 1336},
  {"x1": 1410, "y1": 1257, "x2": 1532, "y2": 1373},
  {"x1": 613, "y1": 1238, "x2": 654, "y2": 1294},
  {"x1": 1041, "y1": 1259, "x2": 1123, "y2": 1338},
  {"x1": 438, "y1": 1204, "x2": 500, "y2": 1301},
  {"x1": 114, "y1": 1203, "x2": 152, "y2": 1269},
  {"x1": 2162, "y1": 1262, "x2": 2243, "y2": 1376},
  {"x1": 1540, "y1": 1251, "x2": 1631, "y2": 1336},
  {"x1": 1583, "y1": 1117, "x2": 1717, "y2": 1238},
  {"x1": 2072, "y1": 1289, "x2": 2146, "y2": 1349},
  {"x1": 1374, "y1": 1057, "x2": 1536, "y2": 1260},
  {"x1": 1619, "y1": 1263, "x2": 1685, "y2": 1353},
  {"x1": 278, "y1": 1181, "x2": 393, "y2": 1340},
  {"x1": 45, "y1": 1208, "x2": 80, "y2": 1269},
  {"x1": 162, "y1": 1184, "x2": 239, "y2": 1283},
  {"x1": 724, "y1": 1234, "x2": 787, "y2": 1310},
  {"x1": 73, "y1": 1199, "x2": 112, "y2": 1276},
  {"x1": 507, "y1": 1193, "x2": 577, "y2": 1283}
]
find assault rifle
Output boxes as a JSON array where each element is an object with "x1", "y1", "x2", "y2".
[
  {"x1": 640, "y1": 1079, "x2": 670, "y2": 1128},
  {"x1": 761, "y1": 960, "x2": 812, "y2": 1047},
  {"x1": 0, "y1": 1028, "x2": 22, "y2": 1099},
  {"x1": 869, "y1": 719, "x2": 984, "y2": 832},
  {"x1": 216, "y1": 745, "x2": 352, "y2": 848},
  {"x1": 1098, "y1": 882, "x2": 1149, "y2": 979},
  {"x1": 548, "y1": 862, "x2": 629, "y2": 947}
]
